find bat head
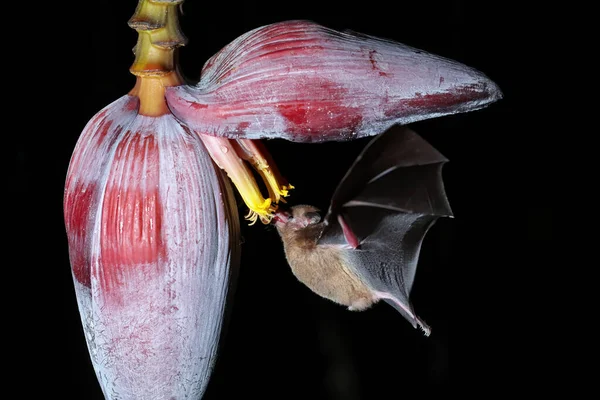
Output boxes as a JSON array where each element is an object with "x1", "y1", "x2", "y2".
[{"x1": 273, "y1": 205, "x2": 322, "y2": 232}]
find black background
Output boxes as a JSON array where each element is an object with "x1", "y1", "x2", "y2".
[{"x1": 17, "y1": 1, "x2": 550, "y2": 398}]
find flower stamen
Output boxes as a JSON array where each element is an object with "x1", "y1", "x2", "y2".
[
  {"x1": 233, "y1": 139, "x2": 294, "y2": 204},
  {"x1": 199, "y1": 134, "x2": 292, "y2": 224}
]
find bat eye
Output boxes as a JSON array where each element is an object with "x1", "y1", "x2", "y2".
[{"x1": 304, "y1": 211, "x2": 321, "y2": 224}]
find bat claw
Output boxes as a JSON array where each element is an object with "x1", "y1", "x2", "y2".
[{"x1": 416, "y1": 317, "x2": 431, "y2": 337}]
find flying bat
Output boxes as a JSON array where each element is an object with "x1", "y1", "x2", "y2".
[{"x1": 273, "y1": 125, "x2": 453, "y2": 336}]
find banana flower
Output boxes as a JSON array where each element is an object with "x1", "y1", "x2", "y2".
[
  {"x1": 64, "y1": 2, "x2": 501, "y2": 399},
  {"x1": 64, "y1": 2, "x2": 240, "y2": 399}
]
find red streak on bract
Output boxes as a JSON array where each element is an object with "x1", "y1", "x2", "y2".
[
  {"x1": 66, "y1": 120, "x2": 119, "y2": 288},
  {"x1": 190, "y1": 102, "x2": 208, "y2": 110},
  {"x1": 67, "y1": 182, "x2": 97, "y2": 287},
  {"x1": 277, "y1": 79, "x2": 363, "y2": 137},
  {"x1": 277, "y1": 103, "x2": 309, "y2": 126},
  {"x1": 253, "y1": 41, "x2": 325, "y2": 58},
  {"x1": 91, "y1": 109, "x2": 108, "y2": 126},
  {"x1": 99, "y1": 130, "x2": 165, "y2": 296},
  {"x1": 65, "y1": 119, "x2": 114, "y2": 189},
  {"x1": 236, "y1": 121, "x2": 250, "y2": 132},
  {"x1": 384, "y1": 85, "x2": 489, "y2": 116},
  {"x1": 125, "y1": 97, "x2": 140, "y2": 111},
  {"x1": 369, "y1": 50, "x2": 377, "y2": 70},
  {"x1": 67, "y1": 117, "x2": 114, "y2": 174},
  {"x1": 65, "y1": 96, "x2": 140, "y2": 289},
  {"x1": 368, "y1": 50, "x2": 390, "y2": 77},
  {"x1": 96, "y1": 116, "x2": 114, "y2": 140}
]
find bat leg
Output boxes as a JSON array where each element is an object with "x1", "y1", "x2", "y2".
[
  {"x1": 374, "y1": 291, "x2": 431, "y2": 336},
  {"x1": 337, "y1": 214, "x2": 360, "y2": 249}
]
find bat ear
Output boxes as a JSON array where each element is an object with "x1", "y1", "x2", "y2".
[{"x1": 304, "y1": 211, "x2": 322, "y2": 224}]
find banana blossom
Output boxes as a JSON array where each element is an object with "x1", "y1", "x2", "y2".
[{"x1": 64, "y1": 2, "x2": 501, "y2": 399}]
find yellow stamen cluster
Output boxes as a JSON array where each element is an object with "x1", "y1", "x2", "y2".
[{"x1": 200, "y1": 135, "x2": 293, "y2": 225}]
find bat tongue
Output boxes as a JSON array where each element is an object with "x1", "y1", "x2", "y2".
[{"x1": 272, "y1": 210, "x2": 291, "y2": 224}]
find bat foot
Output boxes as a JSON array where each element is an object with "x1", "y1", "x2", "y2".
[
  {"x1": 377, "y1": 294, "x2": 432, "y2": 336},
  {"x1": 416, "y1": 317, "x2": 431, "y2": 337}
]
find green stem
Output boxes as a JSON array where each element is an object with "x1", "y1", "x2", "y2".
[
  {"x1": 128, "y1": 0, "x2": 187, "y2": 76},
  {"x1": 127, "y1": 0, "x2": 187, "y2": 116}
]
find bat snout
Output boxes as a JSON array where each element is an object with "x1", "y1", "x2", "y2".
[{"x1": 272, "y1": 210, "x2": 291, "y2": 225}]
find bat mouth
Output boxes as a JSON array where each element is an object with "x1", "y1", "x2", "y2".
[{"x1": 272, "y1": 210, "x2": 291, "y2": 224}]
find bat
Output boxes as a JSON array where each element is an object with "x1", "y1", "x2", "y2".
[{"x1": 273, "y1": 125, "x2": 453, "y2": 336}]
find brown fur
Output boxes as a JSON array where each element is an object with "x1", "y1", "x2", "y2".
[{"x1": 275, "y1": 205, "x2": 375, "y2": 311}]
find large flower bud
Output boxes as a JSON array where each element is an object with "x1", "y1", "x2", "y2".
[{"x1": 64, "y1": 94, "x2": 240, "y2": 398}]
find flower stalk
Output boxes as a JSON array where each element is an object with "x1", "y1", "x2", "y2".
[{"x1": 127, "y1": 0, "x2": 186, "y2": 116}]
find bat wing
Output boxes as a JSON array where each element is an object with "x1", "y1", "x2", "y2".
[{"x1": 317, "y1": 125, "x2": 452, "y2": 335}]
